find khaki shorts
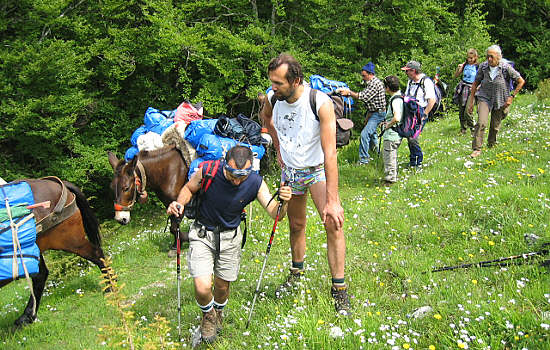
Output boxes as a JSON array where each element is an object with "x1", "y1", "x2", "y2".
[{"x1": 187, "y1": 222, "x2": 242, "y2": 282}]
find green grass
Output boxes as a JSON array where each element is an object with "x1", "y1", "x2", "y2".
[{"x1": 1, "y1": 94, "x2": 549, "y2": 349}]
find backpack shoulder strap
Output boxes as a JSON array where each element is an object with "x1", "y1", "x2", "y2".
[
  {"x1": 309, "y1": 88, "x2": 319, "y2": 121},
  {"x1": 270, "y1": 93, "x2": 278, "y2": 111},
  {"x1": 418, "y1": 76, "x2": 427, "y2": 97},
  {"x1": 202, "y1": 159, "x2": 220, "y2": 192}
]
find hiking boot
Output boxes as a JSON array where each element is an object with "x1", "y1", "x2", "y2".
[
  {"x1": 200, "y1": 309, "x2": 217, "y2": 343},
  {"x1": 331, "y1": 286, "x2": 352, "y2": 316},
  {"x1": 215, "y1": 309, "x2": 223, "y2": 333},
  {"x1": 275, "y1": 269, "x2": 304, "y2": 297},
  {"x1": 470, "y1": 150, "x2": 481, "y2": 158}
]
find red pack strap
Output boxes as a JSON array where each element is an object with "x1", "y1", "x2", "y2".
[
  {"x1": 203, "y1": 160, "x2": 220, "y2": 192},
  {"x1": 198, "y1": 159, "x2": 221, "y2": 193}
]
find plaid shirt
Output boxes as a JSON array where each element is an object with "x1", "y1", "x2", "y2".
[
  {"x1": 357, "y1": 76, "x2": 386, "y2": 112},
  {"x1": 475, "y1": 61, "x2": 521, "y2": 110}
]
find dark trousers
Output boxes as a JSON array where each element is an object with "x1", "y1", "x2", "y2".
[{"x1": 407, "y1": 136, "x2": 423, "y2": 166}]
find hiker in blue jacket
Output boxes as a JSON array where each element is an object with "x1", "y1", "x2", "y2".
[
  {"x1": 453, "y1": 48, "x2": 479, "y2": 135},
  {"x1": 401, "y1": 60, "x2": 436, "y2": 167},
  {"x1": 337, "y1": 62, "x2": 386, "y2": 164},
  {"x1": 467, "y1": 45, "x2": 525, "y2": 158},
  {"x1": 167, "y1": 145, "x2": 291, "y2": 344}
]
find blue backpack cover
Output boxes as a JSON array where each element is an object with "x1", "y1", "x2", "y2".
[
  {"x1": 309, "y1": 75, "x2": 354, "y2": 114},
  {"x1": 0, "y1": 181, "x2": 40, "y2": 282},
  {"x1": 184, "y1": 119, "x2": 218, "y2": 148}
]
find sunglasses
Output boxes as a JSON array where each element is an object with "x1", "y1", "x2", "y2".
[
  {"x1": 224, "y1": 163, "x2": 253, "y2": 179},
  {"x1": 486, "y1": 54, "x2": 496, "y2": 59}
]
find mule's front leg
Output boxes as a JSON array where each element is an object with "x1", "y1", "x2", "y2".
[{"x1": 15, "y1": 256, "x2": 48, "y2": 327}]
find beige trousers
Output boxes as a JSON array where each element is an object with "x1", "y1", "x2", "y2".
[{"x1": 472, "y1": 101, "x2": 509, "y2": 151}]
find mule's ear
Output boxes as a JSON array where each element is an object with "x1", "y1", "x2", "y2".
[
  {"x1": 127, "y1": 155, "x2": 138, "y2": 170},
  {"x1": 108, "y1": 151, "x2": 120, "y2": 170}
]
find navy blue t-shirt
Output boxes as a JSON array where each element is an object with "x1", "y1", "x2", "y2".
[{"x1": 198, "y1": 160, "x2": 262, "y2": 230}]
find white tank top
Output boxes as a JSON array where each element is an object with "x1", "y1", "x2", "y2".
[{"x1": 268, "y1": 86, "x2": 331, "y2": 169}]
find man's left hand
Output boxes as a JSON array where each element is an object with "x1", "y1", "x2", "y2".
[
  {"x1": 505, "y1": 96, "x2": 514, "y2": 107},
  {"x1": 322, "y1": 201, "x2": 344, "y2": 230},
  {"x1": 278, "y1": 185, "x2": 292, "y2": 202}
]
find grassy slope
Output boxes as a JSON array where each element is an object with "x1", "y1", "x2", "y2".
[{"x1": 1, "y1": 94, "x2": 549, "y2": 349}]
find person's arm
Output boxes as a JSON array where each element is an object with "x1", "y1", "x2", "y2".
[
  {"x1": 166, "y1": 169, "x2": 203, "y2": 217},
  {"x1": 338, "y1": 88, "x2": 360, "y2": 100},
  {"x1": 466, "y1": 80, "x2": 480, "y2": 114},
  {"x1": 260, "y1": 95, "x2": 284, "y2": 167},
  {"x1": 385, "y1": 98, "x2": 403, "y2": 129},
  {"x1": 507, "y1": 77, "x2": 525, "y2": 106},
  {"x1": 423, "y1": 98, "x2": 436, "y2": 116},
  {"x1": 422, "y1": 79, "x2": 437, "y2": 116},
  {"x1": 454, "y1": 62, "x2": 465, "y2": 78},
  {"x1": 256, "y1": 181, "x2": 291, "y2": 219},
  {"x1": 317, "y1": 99, "x2": 344, "y2": 229}
]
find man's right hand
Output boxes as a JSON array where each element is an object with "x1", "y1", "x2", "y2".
[{"x1": 167, "y1": 201, "x2": 183, "y2": 217}]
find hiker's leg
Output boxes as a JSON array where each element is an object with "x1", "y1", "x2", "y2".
[
  {"x1": 359, "y1": 123, "x2": 371, "y2": 163},
  {"x1": 384, "y1": 139, "x2": 401, "y2": 182},
  {"x1": 194, "y1": 275, "x2": 214, "y2": 306},
  {"x1": 213, "y1": 276, "x2": 230, "y2": 305},
  {"x1": 458, "y1": 104, "x2": 467, "y2": 131},
  {"x1": 465, "y1": 103, "x2": 475, "y2": 131},
  {"x1": 487, "y1": 107, "x2": 506, "y2": 147},
  {"x1": 309, "y1": 181, "x2": 345, "y2": 279},
  {"x1": 472, "y1": 101, "x2": 489, "y2": 151},
  {"x1": 407, "y1": 136, "x2": 423, "y2": 166},
  {"x1": 367, "y1": 112, "x2": 386, "y2": 153},
  {"x1": 287, "y1": 193, "x2": 308, "y2": 265}
]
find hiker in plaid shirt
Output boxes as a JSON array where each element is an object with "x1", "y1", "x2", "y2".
[{"x1": 338, "y1": 62, "x2": 386, "y2": 164}]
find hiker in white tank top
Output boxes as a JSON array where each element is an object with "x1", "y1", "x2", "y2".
[{"x1": 266, "y1": 85, "x2": 331, "y2": 169}]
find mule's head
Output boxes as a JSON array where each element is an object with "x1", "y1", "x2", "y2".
[{"x1": 108, "y1": 152, "x2": 138, "y2": 225}]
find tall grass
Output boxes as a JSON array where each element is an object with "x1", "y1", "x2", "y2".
[{"x1": 1, "y1": 94, "x2": 548, "y2": 349}]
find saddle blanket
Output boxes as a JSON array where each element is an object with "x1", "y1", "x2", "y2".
[{"x1": 0, "y1": 181, "x2": 40, "y2": 282}]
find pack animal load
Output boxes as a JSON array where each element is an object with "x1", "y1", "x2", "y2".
[
  {"x1": 0, "y1": 182, "x2": 40, "y2": 282},
  {"x1": 269, "y1": 74, "x2": 355, "y2": 148}
]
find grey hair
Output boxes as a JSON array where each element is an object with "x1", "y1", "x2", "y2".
[{"x1": 487, "y1": 45, "x2": 502, "y2": 58}]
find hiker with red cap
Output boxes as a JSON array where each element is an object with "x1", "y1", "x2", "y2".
[
  {"x1": 337, "y1": 62, "x2": 386, "y2": 165},
  {"x1": 401, "y1": 60, "x2": 436, "y2": 167}
]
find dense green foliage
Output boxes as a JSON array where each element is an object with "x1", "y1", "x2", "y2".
[{"x1": 1, "y1": 0, "x2": 548, "y2": 216}]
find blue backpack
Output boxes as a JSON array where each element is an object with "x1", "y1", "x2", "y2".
[{"x1": 391, "y1": 95, "x2": 426, "y2": 139}]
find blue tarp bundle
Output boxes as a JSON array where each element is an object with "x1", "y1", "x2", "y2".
[
  {"x1": 0, "y1": 181, "x2": 40, "y2": 282},
  {"x1": 124, "y1": 108, "x2": 176, "y2": 161}
]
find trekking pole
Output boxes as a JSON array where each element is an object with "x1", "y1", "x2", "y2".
[
  {"x1": 246, "y1": 185, "x2": 287, "y2": 329},
  {"x1": 429, "y1": 243, "x2": 549, "y2": 273},
  {"x1": 173, "y1": 205, "x2": 183, "y2": 339}
]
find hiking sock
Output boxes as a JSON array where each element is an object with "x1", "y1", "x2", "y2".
[
  {"x1": 197, "y1": 297, "x2": 214, "y2": 313},
  {"x1": 331, "y1": 277, "x2": 346, "y2": 289},
  {"x1": 291, "y1": 261, "x2": 304, "y2": 273},
  {"x1": 213, "y1": 299, "x2": 227, "y2": 311}
]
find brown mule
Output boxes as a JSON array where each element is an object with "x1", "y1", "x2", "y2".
[
  {"x1": 108, "y1": 145, "x2": 190, "y2": 246},
  {"x1": 0, "y1": 178, "x2": 108, "y2": 327}
]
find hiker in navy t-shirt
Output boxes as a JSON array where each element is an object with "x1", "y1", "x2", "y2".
[{"x1": 167, "y1": 145, "x2": 291, "y2": 344}]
